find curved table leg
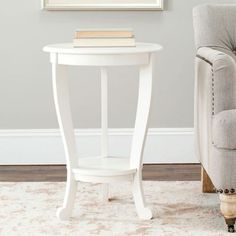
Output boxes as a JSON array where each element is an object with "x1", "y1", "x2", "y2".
[
  {"x1": 101, "y1": 67, "x2": 109, "y2": 202},
  {"x1": 57, "y1": 172, "x2": 77, "y2": 220},
  {"x1": 51, "y1": 57, "x2": 78, "y2": 220},
  {"x1": 132, "y1": 172, "x2": 152, "y2": 220},
  {"x1": 101, "y1": 184, "x2": 109, "y2": 202},
  {"x1": 130, "y1": 55, "x2": 153, "y2": 220}
]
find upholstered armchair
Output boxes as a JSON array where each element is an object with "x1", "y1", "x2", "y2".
[{"x1": 193, "y1": 4, "x2": 236, "y2": 232}]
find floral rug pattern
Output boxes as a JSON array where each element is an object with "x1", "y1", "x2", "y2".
[{"x1": 0, "y1": 181, "x2": 228, "y2": 236}]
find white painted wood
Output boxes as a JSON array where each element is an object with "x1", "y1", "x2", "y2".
[
  {"x1": 57, "y1": 53, "x2": 150, "y2": 66},
  {"x1": 74, "y1": 173, "x2": 134, "y2": 183},
  {"x1": 101, "y1": 68, "x2": 108, "y2": 158},
  {"x1": 101, "y1": 184, "x2": 109, "y2": 202},
  {"x1": 130, "y1": 54, "x2": 153, "y2": 170},
  {"x1": 129, "y1": 54, "x2": 153, "y2": 218},
  {"x1": 101, "y1": 67, "x2": 109, "y2": 201},
  {"x1": 51, "y1": 54, "x2": 78, "y2": 169},
  {"x1": 0, "y1": 128, "x2": 193, "y2": 137},
  {"x1": 47, "y1": 43, "x2": 159, "y2": 220},
  {"x1": 44, "y1": 43, "x2": 162, "y2": 55},
  {"x1": 57, "y1": 170, "x2": 77, "y2": 220},
  {"x1": 132, "y1": 171, "x2": 152, "y2": 219},
  {"x1": 72, "y1": 156, "x2": 136, "y2": 176},
  {"x1": 42, "y1": 0, "x2": 164, "y2": 10},
  {"x1": 73, "y1": 157, "x2": 135, "y2": 183},
  {"x1": 0, "y1": 128, "x2": 196, "y2": 165},
  {"x1": 51, "y1": 54, "x2": 78, "y2": 219}
]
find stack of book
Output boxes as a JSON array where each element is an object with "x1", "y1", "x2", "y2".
[{"x1": 73, "y1": 28, "x2": 136, "y2": 47}]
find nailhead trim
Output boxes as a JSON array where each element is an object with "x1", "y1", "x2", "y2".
[
  {"x1": 211, "y1": 67, "x2": 215, "y2": 146},
  {"x1": 216, "y1": 188, "x2": 236, "y2": 194},
  {"x1": 211, "y1": 68, "x2": 215, "y2": 116},
  {"x1": 224, "y1": 189, "x2": 229, "y2": 194}
]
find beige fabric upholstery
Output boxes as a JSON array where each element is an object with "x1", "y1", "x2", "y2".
[
  {"x1": 193, "y1": 4, "x2": 236, "y2": 62},
  {"x1": 213, "y1": 109, "x2": 236, "y2": 149},
  {"x1": 197, "y1": 47, "x2": 236, "y2": 114},
  {"x1": 193, "y1": 4, "x2": 236, "y2": 190},
  {"x1": 210, "y1": 147, "x2": 236, "y2": 189}
]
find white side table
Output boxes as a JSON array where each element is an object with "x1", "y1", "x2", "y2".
[{"x1": 43, "y1": 43, "x2": 162, "y2": 220}]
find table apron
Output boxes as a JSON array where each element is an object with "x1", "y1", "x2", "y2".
[{"x1": 50, "y1": 53, "x2": 150, "y2": 66}]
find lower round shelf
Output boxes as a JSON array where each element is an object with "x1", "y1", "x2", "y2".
[{"x1": 72, "y1": 156, "x2": 137, "y2": 178}]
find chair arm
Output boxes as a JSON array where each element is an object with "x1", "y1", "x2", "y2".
[
  {"x1": 196, "y1": 47, "x2": 236, "y2": 114},
  {"x1": 197, "y1": 47, "x2": 225, "y2": 66},
  {"x1": 194, "y1": 47, "x2": 236, "y2": 165}
]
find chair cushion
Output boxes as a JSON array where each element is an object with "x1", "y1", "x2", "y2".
[{"x1": 212, "y1": 109, "x2": 236, "y2": 149}]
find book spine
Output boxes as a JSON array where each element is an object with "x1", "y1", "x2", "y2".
[
  {"x1": 75, "y1": 31, "x2": 133, "y2": 39},
  {"x1": 73, "y1": 38, "x2": 136, "y2": 47}
]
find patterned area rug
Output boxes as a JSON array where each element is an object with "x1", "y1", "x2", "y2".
[{"x1": 0, "y1": 181, "x2": 229, "y2": 236}]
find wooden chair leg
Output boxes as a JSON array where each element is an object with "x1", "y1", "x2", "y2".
[
  {"x1": 201, "y1": 166, "x2": 215, "y2": 193},
  {"x1": 220, "y1": 194, "x2": 236, "y2": 233}
]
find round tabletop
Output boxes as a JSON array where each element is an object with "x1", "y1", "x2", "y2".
[{"x1": 43, "y1": 42, "x2": 162, "y2": 55}]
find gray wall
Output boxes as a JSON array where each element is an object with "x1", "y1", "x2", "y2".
[{"x1": 0, "y1": 0, "x2": 235, "y2": 129}]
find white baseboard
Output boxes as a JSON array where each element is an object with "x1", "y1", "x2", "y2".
[{"x1": 0, "y1": 128, "x2": 197, "y2": 165}]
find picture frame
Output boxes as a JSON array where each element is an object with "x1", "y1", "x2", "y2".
[{"x1": 42, "y1": 0, "x2": 163, "y2": 11}]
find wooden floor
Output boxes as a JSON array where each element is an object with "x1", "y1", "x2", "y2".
[{"x1": 0, "y1": 164, "x2": 200, "y2": 182}]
